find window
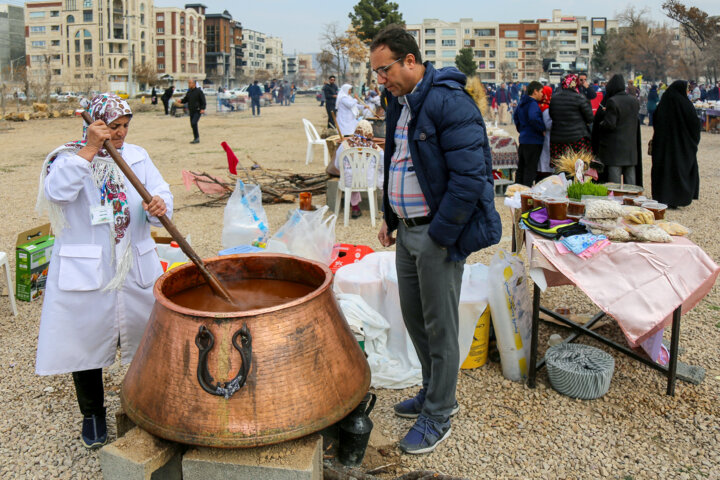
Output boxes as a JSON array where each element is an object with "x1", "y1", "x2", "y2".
[
  {"x1": 83, "y1": 0, "x2": 92, "y2": 6},
  {"x1": 506, "y1": 62, "x2": 517, "y2": 68},
  {"x1": 83, "y1": 10, "x2": 92, "y2": 21},
  {"x1": 53, "y1": 69, "x2": 61, "y2": 75},
  {"x1": 524, "y1": 41, "x2": 536, "y2": 47},
  {"x1": 441, "y1": 39, "x2": 456, "y2": 46},
  {"x1": 505, "y1": 51, "x2": 518, "y2": 58},
  {"x1": 30, "y1": 26, "x2": 46, "y2": 34},
  {"x1": 180, "y1": 16, "x2": 184, "y2": 25},
  {"x1": 580, "y1": 48, "x2": 590, "y2": 55},
  {"x1": 51, "y1": 10, "x2": 59, "y2": 17},
  {"x1": 505, "y1": 41, "x2": 518, "y2": 48},
  {"x1": 559, "y1": 40, "x2": 575, "y2": 45},
  {"x1": 479, "y1": 61, "x2": 486, "y2": 69},
  {"x1": 504, "y1": 30, "x2": 518, "y2": 38},
  {"x1": 157, "y1": 27, "x2": 164, "y2": 34},
  {"x1": 540, "y1": 30, "x2": 548, "y2": 37},
  {"x1": 67, "y1": 15, "x2": 75, "y2": 23},
  {"x1": 443, "y1": 61, "x2": 455, "y2": 67},
  {"x1": 51, "y1": 39, "x2": 60, "y2": 46},
  {"x1": 31, "y1": 41, "x2": 46, "y2": 48},
  {"x1": 29, "y1": 11, "x2": 45, "y2": 18},
  {"x1": 512, "y1": 72, "x2": 518, "y2": 80},
  {"x1": 442, "y1": 50, "x2": 456, "y2": 57},
  {"x1": 463, "y1": 39, "x2": 474, "y2": 47},
  {"x1": 474, "y1": 50, "x2": 485, "y2": 58},
  {"x1": 51, "y1": 25, "x2": 60, "y2": 31},
  {"x1": 425, "y1": 39, "x2": 435, "y2": 46},
  {"x1": 140, "y1": 13, "x2": 144, "y2": 25},
  {"x1": 157, "y1": 39, "x2": 164, "y2": 45},
  {"x1": 581, "y1": 26, "x2": 589, "y2": 43},
  {"x1": 424, "y1": 28, "x2": 435, "y2": 35},
  {"x1": 85, "y1": 73, "x2": 93, "y2": 78},
  {"x1": 474, "y1": 29, "x2": 494, "y2": 36},
  {"x1": 52, "y1": 54, "x2": 61, "y2": 60},
  {"x1": 489, "y1": 50, "x2": 496, "y2": 58},
  {"x1": 75, "y1": 54, "x2": 81, "y2": 67},
  {"x1": 84, "y1": 39, "x2": 92, "y2": 51},
  {"x1": 526, "y1": 30, "x2": 537, "y2": 37},
  {"x1": 157, "y1": 51, "x2": 164, "y2": 57},
  {"x1": 464, "y1": 28, "x2": 470, "y2": 34},
  {"x1": 425, "y1": 50, "x2": 435, "y2": 56},
  {"x1": 157, "y1": 14, "x2": 164, "y2": 21},
  {"x1": 66, "y1": 0, "x2": 76, "y2": 9},
  {"x1": 30, "y1": 55, "x2": 44, "y2": 63},
  {"x1": 442, "y1": 29, "x2": 456, "y2": 35},
  {"x1": 489, "y1": 61, "x2": 495, "y2": 69},
  {"x1": 85, "y1": 54, "x2": 92, "y2": 66},
  {"x1": 158, "y1": 63, "x2": 164, "y2": 69}
]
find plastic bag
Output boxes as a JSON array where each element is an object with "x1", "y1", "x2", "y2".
[
  {"x1": 531, "y1": 173, "x2": 569, "y2": 198},
  {"x1": 221, "y1": 180, "x2": 269, "y2": 248},
  {"x1": 266, "y1": 205, "x2": 338, "y2": 265},
  {"x1": 487, "y1": 250, "x2": 533, "y2": 382}
]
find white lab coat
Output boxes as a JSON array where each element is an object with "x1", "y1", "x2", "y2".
[{"x1": 35, "y1": 144, "x2": 173, "y2": 375}]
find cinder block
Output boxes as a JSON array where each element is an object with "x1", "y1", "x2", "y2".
[
  {"x1": 99, "y1": 427, "x2": 183, "y2": 480},
  {"x1": 325, "y1": 179, "x2": 382, "y2": 213},
  {"x1": 182, "y1": 434, "x2": 322, "y2": 480},
  {"x1": 115, "y1": 408, "x2": 136, "y2": 438}
]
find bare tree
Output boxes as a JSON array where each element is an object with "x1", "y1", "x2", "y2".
[
  {"x1": 318, "y1": 49, "x2": 335, "y2": 80},
  {"x1": 498, "y1": 61, "x2": 516, "y2": 83},
  {"x1": 663, "y1": 1, "x2": 720, "y2": 82},
  {"x1": 321, "y1": 23, "x2": 350, "y2": 81}
]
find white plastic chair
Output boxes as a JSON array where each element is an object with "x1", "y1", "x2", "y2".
[
  {"x1": 302, "y1": 118, "x2": 329, "y2": 166},
  {"x1": 0, "y1": 252, "x2": 17, "y2": 316},
  {"x1": 334, "y1": 146, "x2": 381, "y2": 227}
]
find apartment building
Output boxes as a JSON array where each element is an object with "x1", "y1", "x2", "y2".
[
  {"x1": 296, "y1": 53, "x2": 316, "y2": 85},
  {"x1": 155, "y1": 5, "x2": 205, "y2": 88},
  {"x1": 407, "y1": 10, "x2": 617, "y2": 82},
  {"x1": 197, "y1": 7, "x2": 242, "y2": 88},
  {"x1": 264, "y1": 35, "x2": 283, "y2": 75},
  {"x1": 282, "y1": 54, "x2": 296, "y2": 78},
  {"x1": 24, "y1": 0, "x2": 155, "y2": 94},
  {"x1": 239, "y1": 29, "x2": 282, "y2": 78},
  {"x1": 0, "y1": 4, "x2": 25, "y2": 80}
]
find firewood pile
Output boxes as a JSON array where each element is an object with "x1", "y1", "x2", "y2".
[{"x1": 3, "y1": 103, "x2": 76, "y2": 122}]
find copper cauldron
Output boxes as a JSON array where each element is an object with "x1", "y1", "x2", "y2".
[{"x1": 121, "y1": 254, "x2": 371, "y2": 448}]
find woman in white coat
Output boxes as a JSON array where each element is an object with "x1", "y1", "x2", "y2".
[
  {"x1": 35, "y1": 94, "x2": 173, "y2": 449},
  {"x1": 336, "y1": 84, "x2": 360, "y2": 136}
]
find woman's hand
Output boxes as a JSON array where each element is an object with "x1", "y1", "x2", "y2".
[
  {"x1": 143, "y1": 195, "x2": 167, "y2": 218},
  {"x1": 78, "y1": 120, "x2": 111, "y2": 162}
]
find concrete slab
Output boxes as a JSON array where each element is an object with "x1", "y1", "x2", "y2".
[
  {"x1": 182, "y1": 434, "x2": 322, "y2": 480},
  {"x1": 99, "y1": 427, "x2": 183, "y2": 480}
]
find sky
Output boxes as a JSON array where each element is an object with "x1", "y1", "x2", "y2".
[{"x1": 152, "y1": 0, "x2": 720, "y2": 54}]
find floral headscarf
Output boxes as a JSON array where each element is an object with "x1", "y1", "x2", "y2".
[
  {"x1": 343, "y1": 120, "x2": 377, "y2": 148},
  {"x1": 37, "y1": 93, "x2": 134, "y2": 290},
  {"x1": 562, "y1": 74, "x2": 579, "y2": 92}
]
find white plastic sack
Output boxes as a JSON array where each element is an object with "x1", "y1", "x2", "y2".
[
  {"x1": 487, "y1": 250, "x2": 533, "y2": 382},
  {"x1": 458, "y1": 264, "x2": 490, "y2": 365},
  {"x1": 222, "y1": 180, "x2": 269, "y2": 248},
  {"x1": 336, "y1": 292, "x2": 422, "y2": 389},
  {"x1": 265, "y1": 205, "x2": 338, "y2": 265}
]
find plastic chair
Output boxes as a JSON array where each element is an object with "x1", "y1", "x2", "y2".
[
  {"x1": 302, "y1": 118, "x2": 329, "y2": 166},
  {"x1": 334, "y1": 146, "x2": 380, "y2": 227},
  {"x1": 0, "y1": 252, "x2": 17, "y2": 316}
]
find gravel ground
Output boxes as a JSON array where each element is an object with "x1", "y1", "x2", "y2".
[{"x1": 0, "y1": 97, "x2": 718, "y2": 479}]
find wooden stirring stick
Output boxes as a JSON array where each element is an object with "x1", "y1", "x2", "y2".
[{"x1": 80, "y1": 111, "x2": 238, "y2": 306}]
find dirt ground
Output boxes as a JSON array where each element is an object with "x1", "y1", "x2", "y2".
[{"x1": 0, "y1": 95, "x2": 719, "y2": 479}]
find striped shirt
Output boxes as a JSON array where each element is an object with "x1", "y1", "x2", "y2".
[{"x1": 388, "y1": 84, "x2": 429, "y2": 219}]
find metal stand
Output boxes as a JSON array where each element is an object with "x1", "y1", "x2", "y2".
[{"x1": 527, "y1": 283, "x2": 682, "y2": 396}]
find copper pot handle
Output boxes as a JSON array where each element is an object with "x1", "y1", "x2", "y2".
[{"x1": 195, "y1": 324, "x2": 252, "y2": 399}]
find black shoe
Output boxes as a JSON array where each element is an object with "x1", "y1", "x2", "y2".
[
  {"x1": 81, "y1": 414, "x2": 108, "y2": 449},
  {"x1": 190, "y1": 138, "x2": 199, "y2": 144},
  {"x1": 351, "y1": 208, "x2": 362, "y2": 219}
]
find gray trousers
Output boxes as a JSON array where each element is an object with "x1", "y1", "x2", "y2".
[
  {"x1": 607, "y1": 165, "x2": 636, "y2": 186},
  {"x1": 395, "y1": 223, "x2": 464, "y2": 422}
]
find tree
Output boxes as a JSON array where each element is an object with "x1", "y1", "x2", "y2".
[
  {"x1": 454, "y1": 48, "x2": 477, "y2": 77},
  {"x1": 321, "y1": 23, "x2": 349, "y2": 81},
  {"x1": 662, "y1": 1, "x2": 720, "y2": 82},
  {"x1": 348, "y1": 0, "x2": 404, "y2": 44},
  {"x1": 134, "y1": 62, "x2": 158, "y2": 89},
  {"x1": 498, "y1": 61, "x2": 516, "y2": 83},
  {"x1": 343, "y1": 28, "x2": 370, "y2": 84},
  {"x1": 318, "y1": 49, "x2": 335, "y2": 80}
]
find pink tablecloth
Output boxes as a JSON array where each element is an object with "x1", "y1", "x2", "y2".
[
  {"x1": 489, "y1": 135, "x2": 519, "y2": 169},
  {"x1": 526, "y1": 231, "x2": 720, "y2": 346}
]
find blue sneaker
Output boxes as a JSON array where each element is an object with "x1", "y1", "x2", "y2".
[
  {"x1": 393, "y1": 388, "x2": 460, "y2": 418},
  {"x1": 81, "y1": 414, "x2": 108, "y2": 449},
  {"x1": 398, "y1": 414, "x2": 451, "y2": 454}
]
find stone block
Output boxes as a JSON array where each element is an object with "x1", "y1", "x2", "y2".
[
  {"x1": 325, "y1": 178, "x2": 381, "y2": 213},
  {"x1": 182, "y1": 434, "x2": 322, "y2": 480},
  {"x1": 99, "y1": 427, "x2": 183, "y2": 480},
  {"x1": 115, "y1": 408, "x2": 136, "y2": 438}
]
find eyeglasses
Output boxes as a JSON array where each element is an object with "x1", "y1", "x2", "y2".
[{"x1": 373, "y1": 57, "x2": 403, "y2": 79}]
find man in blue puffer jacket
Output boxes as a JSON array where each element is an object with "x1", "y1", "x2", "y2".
[
  {"x1": 513, "y1": 81, "x2": 546, "y2": 186},
  {"x1": 370, "y1": 25, "x2": 501, "y2": 455}
]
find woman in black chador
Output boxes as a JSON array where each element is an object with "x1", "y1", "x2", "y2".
[{"x1": 650, "y1": 80, "x2": 702, "y2": 208}]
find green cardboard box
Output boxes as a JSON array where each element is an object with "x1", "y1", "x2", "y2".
[{"x1": 16, "y1": 224, "x2": 54, "y2": 302}]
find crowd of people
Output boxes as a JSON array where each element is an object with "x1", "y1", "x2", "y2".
[{"x1": 511, "y1": 72, "x2": 702, "y2": 208}]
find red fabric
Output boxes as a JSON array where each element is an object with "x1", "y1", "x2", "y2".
[
  {"x1": 539, "y1": 86, "x2": 552, "y2": 112},
  {"x1": 591, "y1": 91, "x2": 604, "y2": 115},
  {"x1": 329, "y1": 244, "x2": 374, "y2": 273},
  {"x1": 221, "y1": 141, "x2": 239, "y2": 175}
]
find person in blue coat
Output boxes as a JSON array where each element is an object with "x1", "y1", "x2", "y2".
[
  {"x1": 370, "y1": 25, "x2": 501, "y2": 455},
  {"x1": 248, "y1": 80, "x2": 263, "y2": 116},
  {"x1": 513, "y1": 81, "x2": 546, "y2": 186}
]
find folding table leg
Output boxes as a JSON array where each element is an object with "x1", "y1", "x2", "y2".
[
  {"x1": 666, "y1": 306, "x2": 682, "y2": 396},
  {"x1": 528, "y1": 283, "x2": 541, "y2": 388}
]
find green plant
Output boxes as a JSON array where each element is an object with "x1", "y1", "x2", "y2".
[{"x1": 566, "y1": 181, "x2": 609, "y2": 200}]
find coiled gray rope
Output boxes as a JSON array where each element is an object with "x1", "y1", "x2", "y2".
[{"x1": 545, "y1": 344, "x2": 615, "y2": 399}]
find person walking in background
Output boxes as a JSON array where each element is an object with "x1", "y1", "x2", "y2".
[
  {"x1": 323, "y1": 75, "x2": 339, "y2": 128},
  {"x1": 647, "y1": 84, "x2": 659, "y2": 126},
  {"x1": 537, "y1": 85, "x2": 554, "y2": 182},
  {"x1": 496, "y1": 83, "x2": 510, "y2": 125},
  {"x1": 513, "y1": 81, "x2": 546, "y2": 186},
  {"x1": 638, "y1": 86, "x2": 649, "y2": 125},
  {"x1": 592, "y1": 74, "x2": 641, "y2": 186},
  {"x1": 578, "y1": 72, "x2": 597, "y2": 101},
  {"x1": 651, "y1": 80, "x2": 702, "y2": 208},
  {"x1": 248, "y1": 80, "x2": 262, "y2": 117},
  {"x1": 549, "y1": 74, "x2": 593, "y2": 162},
  {"x1": 180, "y1": 79, "x2": 206, "y2": 144},
  {"x1": 371, "y1": 25, "x2": 501, "y2": 455},
  {"x1": 161, "y1": 86, "x2": 174, "y2": 115},
  {"x1": 150, "y1": 86, "x2": 157, "y2": 105}
]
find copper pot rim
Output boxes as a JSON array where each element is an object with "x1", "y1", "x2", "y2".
[{"x1": 153, "y1": 253, "x2": 334, "y2": 319}]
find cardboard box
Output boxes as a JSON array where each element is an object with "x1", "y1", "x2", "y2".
[{"x1": 16, "y1": 224, "x2": 54, "y2": 302}]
